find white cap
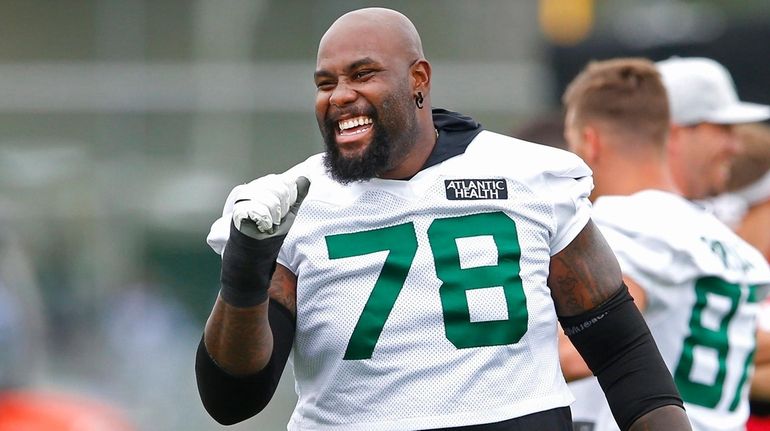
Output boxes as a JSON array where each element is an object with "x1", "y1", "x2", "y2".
[{"x1": 656, "y1": 57, "x2": 770, "y2": 126}]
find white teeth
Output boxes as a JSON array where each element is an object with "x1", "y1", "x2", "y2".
[{"x1": 338, "y1": 116, "x2": 372, "y2": 131}]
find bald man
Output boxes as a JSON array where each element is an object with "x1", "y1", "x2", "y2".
[{"x1": 196, "y1": 8, "x2": 690, "y2": 430}]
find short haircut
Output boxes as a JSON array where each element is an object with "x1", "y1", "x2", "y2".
[{"x1": 563, "y1": 58, "x2": 670, "y2": 147}]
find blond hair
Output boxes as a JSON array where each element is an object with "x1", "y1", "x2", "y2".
[{"x1": 563, "y1": 58, "x2": 670, "y2": 147}]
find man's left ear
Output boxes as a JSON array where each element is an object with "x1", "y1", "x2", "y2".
[
  {"x1": 582, "y1": 125, "x2": 602, "y2": 164},
  {"x1": 411, "y1": 59, "x2": 431, "y2": 92}
]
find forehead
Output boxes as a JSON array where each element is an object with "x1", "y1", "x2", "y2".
[{"x1": 316, "y1": 21, "x2": 404, "y2": 70}]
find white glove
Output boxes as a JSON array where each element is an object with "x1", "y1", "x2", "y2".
[{"x1": 232, "y1": 174, "x2": 298, "y2": 234}]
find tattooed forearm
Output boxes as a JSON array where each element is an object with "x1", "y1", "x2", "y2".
[
  {"x1": 268, "y1": 264, "x2": 297, "y2": 317},
  {"x1": 548, "y1": 220, "x2": 623, "y2": 316}
]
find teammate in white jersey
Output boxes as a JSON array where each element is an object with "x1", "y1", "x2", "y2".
[
  {"x1": 560, "y1": 58, "x2": 770, "y2": 431},
  {"x1": 705, "y1": 123, "x2": 770, "y2": 430},
  {"x1": 194, "y1": 8, "x2": 691, "y2": 431}
]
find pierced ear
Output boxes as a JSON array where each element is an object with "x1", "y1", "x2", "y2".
[{"x1": 410, "y1": 59, "x2": 431, "y2": 91}]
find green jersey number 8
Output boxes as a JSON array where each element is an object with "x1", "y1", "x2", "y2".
[
  {"x1": 674, "y1": 276, "x2": 759, "y2": 411},
  {"x1": 325, "y1": 211, "x2": 528, "y2": 360}
]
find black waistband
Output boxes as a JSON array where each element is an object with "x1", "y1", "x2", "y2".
[{"x1": 427, "y1": 406, "x2": 572, "y2": 431}]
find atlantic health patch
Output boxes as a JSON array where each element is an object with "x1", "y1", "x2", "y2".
[{"x1": 444, "y1": 179, "x2": 508, "y2": 200}]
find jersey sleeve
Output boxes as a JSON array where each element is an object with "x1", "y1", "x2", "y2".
[
  {"x1": 591, "y1": 197, "x2": 686, "y2": 292},
  {"x1": 543, "y1": 155, "x2": 594, "y2": 255},
  {"x1": 758, "y1": 299, "x2": 770, "y2": 332},
  {"x1": 597, "y1": 224, "x2": 677, "y2": 285}
]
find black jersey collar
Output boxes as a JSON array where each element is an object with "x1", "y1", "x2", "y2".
[{"x1": 423, "y1": 108, "x2": 483, "y2": 170}]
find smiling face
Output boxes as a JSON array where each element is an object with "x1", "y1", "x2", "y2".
[
  {"x1": 670, "y1": 122, "x2": 740, "y2": 199},
  {"x1": 314, "y1": 10, "x2": 422, "y2": 183}
]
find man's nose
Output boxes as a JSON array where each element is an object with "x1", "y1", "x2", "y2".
[{"x1": 329, "y1": 81, "x2": 357, "y2": 108}]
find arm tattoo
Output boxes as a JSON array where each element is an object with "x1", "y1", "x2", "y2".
[
  {"x1": 268, "y1": 265, "x2": 297, "y2": 317},
  {"x1": 551, "y1": 268, "x2": 584, "y2": 313},
  {"x1": 549, "y1": 220, "x2": 623, "y2": 316}
]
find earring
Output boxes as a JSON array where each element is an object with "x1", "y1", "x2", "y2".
[{"x1": 415, "y1": 92, "x2": 424, "y2": 109}]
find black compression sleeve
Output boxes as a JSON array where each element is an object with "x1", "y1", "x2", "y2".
[
  {"x1": 220, "y1": 221, "x2": 284, "y2": 307},
  {"x1": 195, "y1": 301, "x2": 295, "y2": 425},
  {"x1": 558, "y1": 284, "x2": 684, "y2": 431}
]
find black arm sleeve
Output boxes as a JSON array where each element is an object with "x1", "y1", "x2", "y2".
[
  {"x1": 558, "y1": 284, "x2": 684, "y2": 431},
  {"x1": 220, "y1": 221, "x2": 284, "y2": 308},
  {"x1": 195, "y1": 301, "x2": 295, "y2": 425}
]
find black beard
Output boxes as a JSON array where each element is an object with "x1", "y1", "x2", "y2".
[
  {"x1": 321, "y1": 111, "x2": 392, "y2": 184},
  {"x1": 321, "y1": 96, "x2": 418, "y2": 184}
]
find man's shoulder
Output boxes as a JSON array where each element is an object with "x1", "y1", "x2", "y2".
[
  {"x1": 469, "y1": 130, "x2": 570, "y2": 155},
  {"x1": 594, "y1": 191, "x2": 770, "y2": 282},
  {"x1": 595, "y1": 191, "x2": 731, "y2": 236},
  {"x1": 464, "y1": 131, "x2": 591, "y2": 180},
  {"x1": 593, "y1": 191, "x2": 713, "y2": 240}
]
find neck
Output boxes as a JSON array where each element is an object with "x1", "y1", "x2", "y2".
[
  {"x1": 592, "y1": 151, "x2": 679, "y2": 200},
  {"x1": 380, "y1": 112, "x2": 437, "y2": 180}
]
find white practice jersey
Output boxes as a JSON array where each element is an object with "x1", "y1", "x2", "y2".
[
  {"x1": 569, "y1": 190, "x2": 770, "y2": 431},
  {"x1": 210, "y1": 130, "x2": 593, "y2": 430},
  {"x1": 759, "y1": 298, "x2": 770, "y2": 332}
]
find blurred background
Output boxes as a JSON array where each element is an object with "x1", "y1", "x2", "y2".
[{"x1": 0, "y1": 1, "x2": 768, "y2": 430}]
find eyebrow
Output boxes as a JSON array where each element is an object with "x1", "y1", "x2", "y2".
[{"x1": 314, "y1": 57, "x2": 379, "y2": 80}]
